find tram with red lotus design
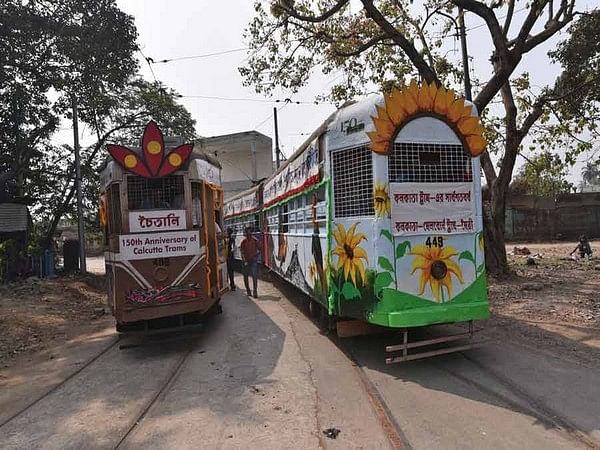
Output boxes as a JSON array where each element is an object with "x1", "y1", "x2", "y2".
[{"x1": 100, "y1": 121, "x2": 226, "y2": 331}]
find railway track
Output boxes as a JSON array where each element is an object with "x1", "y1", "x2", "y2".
[
  {"x1": 0, "y1": 331, "x2": 200, "y2": 449},
  {"x1": 0, "y1": 336, "x2": 121, "y2": 429},
  {"x1": 114, "y1": 343, "x2": 195, "y2": 448}
]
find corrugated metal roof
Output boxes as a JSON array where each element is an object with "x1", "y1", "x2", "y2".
[{"x1": 0, "y1": 203, "x2": 29, "y2": 232}]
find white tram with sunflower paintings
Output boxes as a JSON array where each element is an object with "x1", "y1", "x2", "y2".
[
  {"x1": 225, "y1": 82, "x2": 489, "y2": 361},
  {"x1": 100, "y1": 121, "x2": 227, "y2": 332}
]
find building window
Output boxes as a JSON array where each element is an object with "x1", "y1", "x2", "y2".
[
  {"x1": 389, "y1": 142, "x2": 472, "y2": 183},
  {"x1": 332, "y1": 145, "x2": 374, "y2": 218}
]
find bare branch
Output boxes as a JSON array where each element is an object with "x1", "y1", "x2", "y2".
[
  {"x1": 277, "y1": 0, "x2": 350, "y2": 23},
  {"x1": 450, "y1": 0, "x2": 510, "y2": 57},
  {"x1": 331, "y1": 35, "x2": 388, "y2": 58},
  {"x1": 361, "y1": 0, "x2": 439, "y2": 84},
  {"x1": 503, "y1": 0, "x2": 515, "y2": 37}
]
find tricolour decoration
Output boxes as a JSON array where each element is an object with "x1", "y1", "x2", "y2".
[
  {"x1": 367, "y1": 80, "x2": 487, "y2": 157},
  {"x1": 107, "y1": 121, "x2": 193, "y2": 178}
]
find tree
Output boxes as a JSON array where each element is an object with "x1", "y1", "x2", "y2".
[
  {"x1": 0, "y1": 0, "x2": 138, "y2": 200},
  {"x1": 581, "y1": 162, "x2": 600, "y2": 185},
  {"x1": 510, "y1": 153, "x2": 574, "y2": 196},
  {"x1": 239, "y1": 1, "x2": 598, "y2": 275},
  {"x1": 37, "y1": 79, "x2": 198, "y2": 241}
]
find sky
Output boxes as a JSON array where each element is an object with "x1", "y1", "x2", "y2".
[{"x1": 58, "y1": 0, "x2": 598, "y2": 184}]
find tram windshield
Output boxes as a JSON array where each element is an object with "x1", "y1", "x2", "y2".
[{"x1": 127, "y1": 175, "x2": 185, "y2": 210}]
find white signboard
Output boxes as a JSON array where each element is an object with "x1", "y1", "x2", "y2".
[
  {"x1": 390, "y1": 182, "x2": 475, "y2": 236},
  {"x1": 191, "y1": 158, "x2": 221, "y2": 185},
  {"x1": 119, "y1": 230, "x2": 200, "y2": 260},
  {"x1": 263, "y1": 139, "x2": 320, "y2": 206},
  {"x1": 224, "y1": 189, "x2": 259, "y2": 218},
  {"x1": 129, "y1": 209, "x2": 186, "y2": 233}
]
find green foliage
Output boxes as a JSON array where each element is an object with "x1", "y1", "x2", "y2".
[
  {"x1": 1, "y1": 0, "x2": 197, "y2": 238},
  {"x1": 109, "y1": 79, "x2": 197, "y2": 146},
  {"x1": 581, "y1": 162, "x2": 600, "y2": 187},
  {"x1": 374, "y1": 271, "x2": 394, "y2": 298},
  {"x1": 240, "y1": 0, "x2": 462, "y2": 104},
  {"x1": 510, "y1": 153, "x2": 574, "y2": 196},
  {"x1": 378, "y1": 256, "x2": 394, "y2": 273},
  {"x1": 341, "y1": 281, "x2": 361, "y2": 300},
  {"x1": 380, "y1": 229, "x2": 393, "y2": 243},
  {"x1": 458, "y1": 250, "x2": 475, "y2": 265},
  {"x1": 395, "y1": 240, "x2": 411, "y2": 259},
  {"x1": 0, "y1": 0, "x2": 139, "y2": 200}
]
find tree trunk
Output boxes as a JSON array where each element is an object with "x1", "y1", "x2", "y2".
[{"x1": 483, "y1": 180, "x2": 509, "y2": 276}]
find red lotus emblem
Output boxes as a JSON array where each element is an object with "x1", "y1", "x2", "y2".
[{"x1": 107, "y1": 121, "x2": 193, "y2": 178}]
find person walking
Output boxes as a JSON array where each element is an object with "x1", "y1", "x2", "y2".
[
  {"x1": 226, "y1": 227, "x2": 236, "y2": 291},
  {"x1": 240, "y1": 226, "x2": 259, "y2": 298}
]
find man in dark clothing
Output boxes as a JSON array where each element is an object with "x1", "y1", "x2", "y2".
[
  {"x1": 240, "y1": 227, "x2": 259, "y2": 298},
  {"x1": 226, "y1": 227, "x2": 236, "y2": 291},
  {"x1": 571, "y1": 235, "x2": 593, "y2": 259}
]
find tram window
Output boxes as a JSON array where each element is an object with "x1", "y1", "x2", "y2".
[
  {"x1": 332, "y1": 145, "x2": 374, "y2": 218},
  {"x1": 191, "y1": 182, "x2": 202, "y2": 228},
  {"x1": 108, "y1": 184, "x2": 122, "y2": 235},
  {"x1": 280, "y1": 204, "x2": 289, "y2": 233},
  {"x1": 389, "y1": 142, "x2": 472, "y2": 183},
  {"x1": 127, "y1": 175, "x2": 185, "y2": 210}
]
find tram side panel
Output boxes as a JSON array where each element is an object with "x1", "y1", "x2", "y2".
[{"x1": 257, "y1": 187, "x2": 328, "y2": 306}]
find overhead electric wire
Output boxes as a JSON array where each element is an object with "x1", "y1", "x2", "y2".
[
  {"x1": 147, "y1": 47, "x2": 249, "y2": 64},
  {"x1": 177, "y1": 94, "x2": 332, "y2": 105}
]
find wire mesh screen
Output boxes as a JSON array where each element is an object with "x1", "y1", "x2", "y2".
[
  {"x1": 127, "y1": 175, "x2": 185, "y2": 210},
  {"x1": 332, "y1": 145, "x2": 374, "y2": 218},
  {"x1": 389, "y1": 142, "x2": 472, "y2": 183}
]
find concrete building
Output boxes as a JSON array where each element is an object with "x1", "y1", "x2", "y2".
[{"x1": 194, "y1": 131, "x2": 273, "y2": 199}]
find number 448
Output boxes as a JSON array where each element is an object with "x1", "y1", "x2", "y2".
[{"x1": 425, "y1": 236, "x2": 444, "y2": 248}]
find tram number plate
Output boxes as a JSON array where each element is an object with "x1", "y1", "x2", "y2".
[{"x1": 425, "y1": 236, "x2": 444, "y2": 248}]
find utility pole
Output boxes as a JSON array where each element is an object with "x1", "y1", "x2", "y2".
[
  {"x1": 273, "y1": 107, "x2": 281, "y2": 169},
  {"x1": 458, "y1": 7, "x2": 473, "y2": 101},
  {"x1": 72, "y1": 96, "x2": 86, "y2": 274}
]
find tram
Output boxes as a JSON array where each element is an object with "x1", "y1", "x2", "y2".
[
  {"x1": 100, "y1": 121, "x2": 226, "y2": 331},
  {"x1": 224, "y1": 81, "x2": 489, "y2": 361}
]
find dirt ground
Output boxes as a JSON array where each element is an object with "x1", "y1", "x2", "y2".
[
  {"x1": 1, "y1": 242, "x2": 599, "y2": 371},
  {"x1": 0, "y1": 275, "x2": 108, "y2": 370},
  {"x1": 493, "y1": 242, "x2": 600, "y2": 326}
]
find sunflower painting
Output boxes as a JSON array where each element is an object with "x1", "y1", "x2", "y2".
[
  {"x1": 332, "y1": 223, "x2": 368, "y2": 287},
  {"x1": 308, "y1": 260, "x2": 317, "y2": 285},
  {"x1": 373, "y1": 183, "x2": 391, "y2": 218},
  {"x1": 410, "y1": 244, "x2": 464, "y2": 302},
  {"x1": 366, "y1": 80, "x2": 487, "y2": 157}
]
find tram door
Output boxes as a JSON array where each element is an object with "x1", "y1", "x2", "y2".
[{"x1": 203, "y1": 182, "x2": 224, "y2": 297}]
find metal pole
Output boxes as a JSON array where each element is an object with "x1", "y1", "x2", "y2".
[
  {"x1": 458, "y1": 7, "x2": 472, "y2": 101},
  {"x1": 273, "y1": 107, "x2": 281, "y2": 169},
  {"x1": 72, "y1": 96, "x2": 86, "y2": 274}
]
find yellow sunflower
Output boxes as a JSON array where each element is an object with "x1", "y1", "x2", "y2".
[
  {"x1": 410, "y1": 244, "x2": 464, "y2": 302},
  {"x1": 332, "y1": 223, "x2": 368, "y2": 286},
  {"x1": 367, "y1": 80, "x2": 487, "y2": 157},
  {"x1": 308, "y1": 260, "x2": 317, "y2": 285},
  {"x1": 373, "y1": 183, "x2": 391, "y2": 218}
]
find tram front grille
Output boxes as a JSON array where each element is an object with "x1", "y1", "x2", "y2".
[{"x1": 388, "y1": 142, "x2": 472, "y2": 184}]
